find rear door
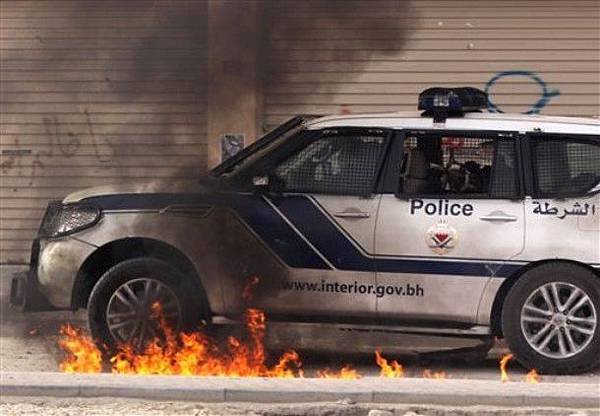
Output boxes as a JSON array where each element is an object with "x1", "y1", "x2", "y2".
[
  {"x1": 374, "y1": 130, "x2": 525, "y2": 324},
  {"x1": 522, "y1": 134, "x2": 600, "y2": 263},
  {"x1": 254, "y1": 127, "x2": 390, "y2": 319}
]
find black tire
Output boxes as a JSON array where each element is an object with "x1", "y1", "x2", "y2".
[
  {"x1": 501, "y1": 262, "x2": 600, "y2": 375},
  {"x1": 88, "y1": 257, "x2": 208, "y2": 352}
]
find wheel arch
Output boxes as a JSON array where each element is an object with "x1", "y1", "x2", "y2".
[
  {"x1": 490, "y1": 259, "x2": 600, "y2": 337},
  {"x1": 71, "y1": 237, "x2": 210, "y2": 316}
]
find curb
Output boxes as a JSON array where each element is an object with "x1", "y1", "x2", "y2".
[{"x1": 1, "y1": 371, "x2": 599, "y2": 408}]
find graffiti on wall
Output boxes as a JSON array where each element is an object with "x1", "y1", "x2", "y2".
[
  {"x1": 0, "y1": 109, "x2": 114, "y2": 186},
  {"x1": 484, "y1": 70, "x2": 560, "y2": 115}
]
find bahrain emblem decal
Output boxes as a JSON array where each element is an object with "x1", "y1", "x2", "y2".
[{"x1": 426, "y1": 219, "x2": 458, "y2": 255}]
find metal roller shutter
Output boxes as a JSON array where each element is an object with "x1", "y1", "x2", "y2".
[
  {"x1": 0, "y1": 0, "x2": 208, "y2": 263},
  {"x1": 263, "y1": 0, "x2": 600, "y2": 130}
]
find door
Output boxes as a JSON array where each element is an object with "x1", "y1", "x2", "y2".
[
  {"x1": 375, "y1": 130, "x2": 525, "y2": 324},
  {"x1": 251, "y1": 128, "x2": 390, "y2": 319},
  {"x1": 522, "y1": 134, "x2": 600, "y2": 262}
]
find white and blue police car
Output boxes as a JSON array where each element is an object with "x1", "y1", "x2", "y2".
[{"x1": 11, "y1": 88, "x2": 600, "y2": 374}]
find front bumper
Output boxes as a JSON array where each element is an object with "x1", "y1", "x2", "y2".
[
  {"x1": 10, "y1": 269, "x2": 59, "y2": 312},
  {"x1": 10, "y1": 237, "x2": 96, "y2": 311},
  {"x1": 10, "y1": 238, "x2": 61, "y2": 312}
]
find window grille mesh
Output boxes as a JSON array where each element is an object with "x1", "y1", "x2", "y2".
[
  {"x1": 401, "y1": 135, "x2": 517, "y2": 197},
  {"x1": 275, "y1": 134, "x2": 386, "y2": 195},
  {"x1": 491, "y1": 140, "x2": 518, "y2": 198},
  {"x1": 534, "y1": 139, "x2": 600, "y2": 195}
]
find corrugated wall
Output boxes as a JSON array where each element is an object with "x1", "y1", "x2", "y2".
[
  {"x1": 1, "y1": 0, "x2": 599, "y2": 264},
  {"x1": 0, "y1": 1, "x2": 208, "y2": 263},
  {"x1": 263, "y1": 0, "x2": 600, "y2": 129}
]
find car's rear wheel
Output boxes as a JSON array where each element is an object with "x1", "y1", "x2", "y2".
[
  {"x1": 502, "y1": 263, "x2": 600, "y2": 374},
  {"x1": 88, "y1": 257, "x2": 206, "y2": 352}
]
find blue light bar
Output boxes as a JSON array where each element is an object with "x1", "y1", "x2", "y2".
[{"x1": 418, "y1": 87, "x2": 488, "y2": 122}]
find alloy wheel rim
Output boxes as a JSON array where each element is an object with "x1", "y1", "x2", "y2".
[
  {"x1": 520, "y1": 281, "x2": 597, "y2": 359},
  {"x1": 106, "y1": 278, "x2": 182, "y2": 350}
]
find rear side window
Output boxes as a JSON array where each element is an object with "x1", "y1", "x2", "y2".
[
  {"x1": 273, "y1": 130, "x2": 387, "y2": 195},
  {"x1": 533, "y1": 137, "x2": 600, "y2": 196},
  {"x1": 399, "y1": 133, "x2": 519, "y2": 198}
]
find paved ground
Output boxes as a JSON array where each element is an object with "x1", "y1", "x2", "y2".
[
  {"x1": 2, "y1": 265, "x2": 599, "y2": 383},
  {"x1": 2, "y1": 396, "x2": 598, "y2": 416},
  {"x1": 1, "y1": 264, "x2": 599, "y2": 415}
]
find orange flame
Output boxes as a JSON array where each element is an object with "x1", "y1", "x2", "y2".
[
  {"x1": 422, "y1": 369, "x2": 447, "y2": 379},
  {"x1": 107, "y1": 305, "x2": 304, "y2": 377},
  {"x1": 316, "y1": 365, "x2": 361, "y2": 379},
  {"x1": 58, "y1": 300, "x2": 528, "y2": 382},
  {"x1": 59, "y1": 275, "x2": 418, "y2": 380},
  {"x1": 58, "y1": 324, "x2": 103, "y2": 373},
  {"x1": 57, "y1": 320, "x2": 532, "y2": 382},
  {"x1": 499, "y1": 353, "x2": 514, "y2": 382},
  {"x1": 375, "y1": 350, "x2": 404, "y2": 378},
  {"x1": 525, "y1": 369, "x2": 540, "y2": 383},
  {"x1": 60, "y1": 303, "x2": 360, "y2": 378},
  {"x1": 242, "y1": 275, "x2": 260, "y2": 302}
]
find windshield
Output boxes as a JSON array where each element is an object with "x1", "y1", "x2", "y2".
[{"x1": 210, "y1": 115, "x2": 315, "y2": 176}]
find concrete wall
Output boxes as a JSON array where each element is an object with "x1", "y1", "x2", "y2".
[{"x1": 207, "y1": 0, "x2": 261, "y2": 168}]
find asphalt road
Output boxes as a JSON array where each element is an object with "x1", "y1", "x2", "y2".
[{"x1": 1, "y1": 265, "x2": 599, "y2": 384}]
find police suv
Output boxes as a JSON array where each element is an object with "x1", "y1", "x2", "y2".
[{"x1": 11, "y1": 88, "x2": 600, "y2": 374}]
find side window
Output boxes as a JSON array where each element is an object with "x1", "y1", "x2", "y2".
[
  {"x1": 400, "y1": 133, "x2": 518, "y2": 198},
  {"x1": 533, "y1": 137, "x2": 600, "y2": 196},
  {"x1": 273, "y1": 130, "x2": 387, "y2": 195}
]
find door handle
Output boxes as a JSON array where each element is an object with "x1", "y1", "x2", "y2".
[
  {"x1": 480, "y1": 211, "x2": 518, "y2": 222},
  {"x1": 334, "y1": 211, "x2": 370, "y2": 219}
]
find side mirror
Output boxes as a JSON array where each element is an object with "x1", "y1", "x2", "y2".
[
  {"x1": 252, "y1": 175, "x2": 270, "y2": 191},
  {"x1": 253, "y1": 174, "x2": 285, "y2": 195}
]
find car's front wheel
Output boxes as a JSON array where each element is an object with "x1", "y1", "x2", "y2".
[
  {"x1": 502, "y1": 263, "x2": 600, "y2": 374},
  {"x1": 88, "y1": 257, "x2": 204, "y2": 352}
]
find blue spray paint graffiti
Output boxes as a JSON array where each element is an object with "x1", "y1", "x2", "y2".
[{"x1": 484, "y1": 70, "x2": 560, "y2": 114}]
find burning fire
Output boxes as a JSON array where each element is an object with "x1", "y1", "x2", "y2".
[
  {"x1": 242, "y1": 275, "x2": 260, "y2": 301},
  {"x1": 58, "y1": 321, "x2": 541, "y2": 382},
  {"x1": 57, "y1": 278, "x2": 539, "y2": 382},
  {"x1": 499, "y1": 353, "x2": 541, "y2": 383},
  {"x1": 59, "y1": 324, "x2": 103, "y2": 373},
  {"x1": 316, "y1": 365, "x2": 361, "y2": 379},
  {"x1": 525, "y1": 369, "x2": 540, "y2": 383},
  {"x1": 422, "y1": 369, "x2": 447, "y2": 379},
  {"x1": 375, "y1": 350, "x2": 404, "y2": 378},
  {"x1": 108, "y1": 304, "x2": 303, "y2": 377},
  {"x1": 58, "y1": 310, "x2": 450, "y2": 380},
  {"x1": 499, "y1": 353, "x2": 514, "y2": 382}
]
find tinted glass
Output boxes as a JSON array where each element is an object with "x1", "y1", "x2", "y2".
[
  {"x1": 273, "y1": 131, "x2": 386, "y2": 195},
  {"x1": 400, "y1": 134, "x2": 518, "y2": 197},
  {"x1": 534, "y1": 138, "x2": 600, "y2": 196}
]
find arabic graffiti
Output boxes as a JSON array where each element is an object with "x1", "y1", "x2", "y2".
[
  {"x1": 484, "y1": 70, "x2": 561, "y2": 114},
  {"x1": 0, "y1": 109, "x2": 114, "y2": 185},
  {"x1": 532, "y1": 201, "x2": 597, "y2": 220}
]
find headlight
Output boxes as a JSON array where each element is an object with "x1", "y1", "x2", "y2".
[{"x1": 39, "y1": 202, "x2": 101, "y2": 238}]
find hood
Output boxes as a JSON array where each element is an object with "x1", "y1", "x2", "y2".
[{"x1": 62, "y1": 180, "x2": 208, "y2": 204}]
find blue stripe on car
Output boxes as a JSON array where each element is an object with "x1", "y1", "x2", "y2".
[
  {"x1": 83, "y1": 192, "x2": 521, "y2": 277},
  {"x1": 276, "y1": 196, "x2": 374, "y2": 271},
  {"x1": 84, "y1": 193, "x2": 330, "y2": 270},
  {"x1": 275, "y1": 195, "x2": 519, "y2": 278},
  {"x1": 230, "y1": 195, "x2": 330, "y2": 270}
]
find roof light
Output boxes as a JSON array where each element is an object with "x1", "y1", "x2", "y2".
[{"x1": 418, "y1": 87, "x2": 488, "y2": 122}]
